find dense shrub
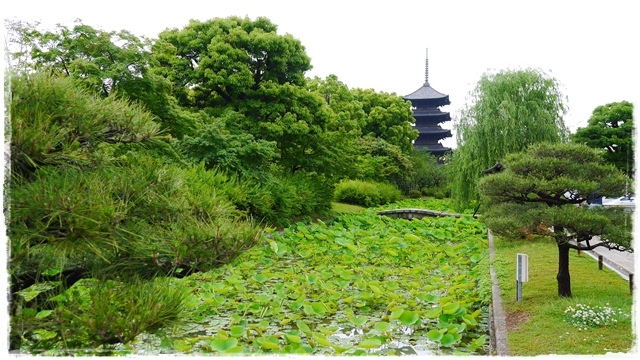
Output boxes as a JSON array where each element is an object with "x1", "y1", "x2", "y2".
[
  {"x1": 333, "y1": 179, "x2": 402, "y2": 207},
  {"x1": 179, "y1": 112, "x2": 278, "y2": 177},
  {"x1": 396, "y1": 149, "x2": 449, "y2": 194},
  {"x1": 9, "y1": 158, "x2": 262, "y2": 283},
  {"x1": 421, "y1": 185, "x2": 450, "y2": 199},
  {"x1": 8, "y1": 72, "x2": 267, "y2": 352},
  {"x1": 11, "y1": 277, "x2": 186, "y2": 353},
  {"x1": 236, "y1": 171, "x2": 334, "y2": 227},
  {"x1": 353, "y1": 137, "x2": 413, "y2": 189}
]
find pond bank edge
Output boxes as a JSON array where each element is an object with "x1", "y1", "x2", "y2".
[{"x1": 488, "y1": 229, "x2": 510, "y2": 356}]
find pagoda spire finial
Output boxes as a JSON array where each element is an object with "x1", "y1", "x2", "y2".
[{"x1": 424, "y1": 48, "x2": 430, "y2": 86}]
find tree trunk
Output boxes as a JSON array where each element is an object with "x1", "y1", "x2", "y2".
[{"x1": 555, "y1": 225, "x2": 572, "y2": 297}]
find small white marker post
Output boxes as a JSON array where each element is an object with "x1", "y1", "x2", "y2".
[{"x1": 516, "y1": 253, "x2": 529, "y2": 302}]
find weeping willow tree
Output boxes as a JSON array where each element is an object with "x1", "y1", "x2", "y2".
[{"x1": 450, "y1": 68, "x2": 570, "y2": 210}]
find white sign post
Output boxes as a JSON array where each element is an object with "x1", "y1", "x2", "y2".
[{"x1": 516, "y1": 253, "x2": 529, "y2": 302}]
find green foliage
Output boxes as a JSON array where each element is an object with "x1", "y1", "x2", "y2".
[
  {"x1": 152, "y1": 21, "x2": 359, "y2": 179},
  {"x1": 6, "y1": 19, "x2": 196, "y2": 138},
  {"x1": 571, "y1": 100, "x2": 634, "y2": 178},
  {"x1": 421, "y1": 187, "x2": 449, "y2": 199},
  {"x1": 333, "y1": 179, "x2": 402, "y2": 207},
  {"x1": 239, "y1": 171, "x2": 334, "y2": 227},
  {"x1": 12, "y1": 277, "x2": 187, "y2": 353},
  {"x1": 8, "y1": 72, "x2": 266, "y2": 353},
  {"x1": 179, "y1": 111, "x2": 277, "y2": 176},
  {"x1": 305, "y1": 75, "x2": 422, "y2": 183},
  {"x1": 479, "y1": 142, "x2": 632, "y2": 296},
  {"x1": 305, "y1": 75, "x2": 365, "y2": 134},
  {"x1": 354, "y1": 136, "x2": 414, "y2": 187},
  {"x1": 234, "y1": 81, "x2": 354, "y2": 177},
  {"x1": 396, "y1": 148, "x2": 449, "y2": 195},
  {"x1": 450, "y1": 68, "x2": 569, "y2": 209},
  {"x1": 349, "y1": 87, "x2": 418, "y2": 153},
  {"x1": 152, "y1": 16, "x2": 310, "y2": 109},
  {"x1": 9, "y1": 157, "x2": 262, "y2": 281},
  {"x1": 9, "y1": 71, "x2": 162, "y2": 178}
]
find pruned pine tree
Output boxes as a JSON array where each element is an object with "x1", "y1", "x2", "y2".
[{"x1": 478, "y1": 142, "x2": 632, "y2": 297}]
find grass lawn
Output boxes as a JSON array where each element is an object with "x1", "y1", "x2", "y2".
[
  {"x1": 493, "y1": 235, "x2": 636, "y2": 356},
  {"x1": 331, "y1": 202, "x2": 366, "y2": 214}
]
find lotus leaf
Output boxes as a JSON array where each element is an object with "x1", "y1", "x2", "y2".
[
  {"x1": 440, "y1": 333, "x2": 456, "y2": 347},
  {"x1": 427, "y1": 329, "x2": 443, "y2": 341},
  {"x1": 398, "y1": 310, "x2": 420, "y2": 326},
  {"x1": 208, "y1": 338, "x2": 238, "y2": 352}
]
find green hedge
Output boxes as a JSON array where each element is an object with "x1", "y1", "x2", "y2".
[{"x1": 333, "y1": 179, "x2": 402, "y2": 207}]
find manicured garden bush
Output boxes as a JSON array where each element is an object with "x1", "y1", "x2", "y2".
[{"x1": 333, "y1": 179, "x2": 402, "y2": 207}]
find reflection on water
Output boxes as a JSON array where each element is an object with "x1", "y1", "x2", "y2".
[{"x1": 330, "y1": 325, "x2": 442, "y2": 356}]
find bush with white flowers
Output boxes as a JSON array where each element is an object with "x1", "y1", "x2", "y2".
[{"x1": 564, "y1": 303, "x2": 630, "y2": 330}]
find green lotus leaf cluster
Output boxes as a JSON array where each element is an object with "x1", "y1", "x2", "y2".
[{"x1": 133, "y1": 198, "x2": 490, "y2": 355}]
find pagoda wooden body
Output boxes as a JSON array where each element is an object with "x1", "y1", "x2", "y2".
[{"x1": 403, "y1": 50, "x2": 452, "y2": 157}]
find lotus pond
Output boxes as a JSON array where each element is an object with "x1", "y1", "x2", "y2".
[{"x1": 125, "y1": 199, "x2": 490, "y2": 355}]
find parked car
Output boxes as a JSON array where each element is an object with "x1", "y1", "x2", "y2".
[{"x1": 587, "y1": 195, "x2": 635, "y2": 212}]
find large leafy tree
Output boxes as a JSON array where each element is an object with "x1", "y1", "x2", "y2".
[
  {"x1": 5, "y1": 19, "x2": 196, "y2": 138},
  {"x1": 479, "y1": 142, "x2": 632, "y2": 297},
  {"x1": 152, "y1": 16, "x2": 311, "y2": 110},
  {"x1": 572, "y1": 100, "x2": 634, "y2": 179},
  {"x1": 305, "y1": 74, "x2": 365, "y2": 134},
  {"x1": 234, "y1": 81, "x2": 348, "y2": 175},
  {"x1": 451, "y1": 68, "x2": 569, "y2": 209},
  {"x1": 153, "y1": 17, "x2": 358, "y2": 179},
  {"x1": 306, "y1": 75, "x2": 418, "y2": 185},
  {"x1": 350, "y1": 88, "x2": 418, "y2": 154}
]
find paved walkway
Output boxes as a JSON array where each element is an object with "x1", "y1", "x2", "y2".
[{"x1": 583, "y1": 240, "x2": 635, "y2": 280}]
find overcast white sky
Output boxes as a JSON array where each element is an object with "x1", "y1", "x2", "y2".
[
  {"x1": 2, "y1": 0, "x2": 640, "y2": 352},
  {"x1": 4, "y1": 0, "x2": 639, "y2": 148}
]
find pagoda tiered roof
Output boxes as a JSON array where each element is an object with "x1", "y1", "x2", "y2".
[
  {"x1": 413, "y1": 143, "x2": 451, "y2": 156},
  {"x1": 412, "y1": 127, "x2": 452, "y2": 138},
  {"x1": 403, "y1": 85, "x2": 449, "y2": 102},
  {"x1": 403, "y1": 49, "x2": 452, "y2": 156}
]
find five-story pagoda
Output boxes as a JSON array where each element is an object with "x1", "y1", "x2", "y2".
[{"x1": 403, "y1": 49, "x2": 452, "y2": 157}]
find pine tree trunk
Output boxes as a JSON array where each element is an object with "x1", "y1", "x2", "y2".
[{"x1": 556, "y1": 225, "x2": 572, "y2": 297}]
